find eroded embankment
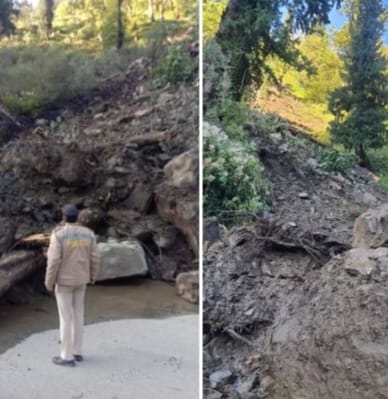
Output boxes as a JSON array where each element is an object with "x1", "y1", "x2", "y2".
[
  {"x1": 203, "y1": 126, "x2": 388, "y2": 399},
  {"x1": 0, "y1": 56, "x2": 198, "y2": 289}
]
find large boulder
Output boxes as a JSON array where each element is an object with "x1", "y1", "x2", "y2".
[
  {"x1": 155, "y1": 194, "x2": 198, "y2": 256},
  {"x1": 353, "y1": 204, "x2": 388, "y2": 248},
  {"x1": 96, "y1": 239, "x2": 148, "y2": 281},
  {"x1": 0, "y1": 250, "x2": 44, "y2": 297},
  {"x1": 155, "y1": 150, "x2": 199, "y2": 256},
  {"x1": 163, "y1": 150, "x2": 197, "y2": 188},
  {"x1": 343, "y1": 247, "x2": 388, "y2": 278}
]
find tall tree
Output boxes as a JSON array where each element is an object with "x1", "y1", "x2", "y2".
[
  {"x1": 117, "y1": 0, "x2": 124, "y2": 49},
  {"x1": 216, "y1": 0, "x2": 341, "y2": 100},
  {"x1": 329, "y1": 0, "x2": 387, "y2": 167},
  {"x1": 0, "y1": 0, "x2": 16, "y2": 36},
  {"x1": 39, "y1": 0, "x2": 54, "y2": 37}
]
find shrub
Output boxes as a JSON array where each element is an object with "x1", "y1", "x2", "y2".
[
  {"x1": 203, "y1": 122, "x2": 268, "y2": 224},
  {"x1": 155, "y1": 44, "x2": 197, "y2": 85},
  {"x1": 315, "y1": 147, "x2": 356, "y2": 173}
]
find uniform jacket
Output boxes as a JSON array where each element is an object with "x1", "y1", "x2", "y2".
[{"x1": 45, "y1": 223, "x2": 100, "y2": 290}]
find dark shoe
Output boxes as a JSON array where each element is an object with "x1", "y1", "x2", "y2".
[
  {"x1": 52, "y1": 356, "x2": 76, "y2": 367},
  {"x1": 74, "y1": 354, "x2": 83, "y2": 362}
]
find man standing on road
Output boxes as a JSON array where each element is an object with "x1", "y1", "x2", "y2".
[{"x1": 45, "y1": 204, "x2": 100, "y2": 367}]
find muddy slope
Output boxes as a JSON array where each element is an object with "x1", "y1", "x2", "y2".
[
  {"x1": 0, "y1": 57, "x2": 198, "y2": 283},
  {"x1": 203, "y1": 127, "x2": 388, "y2": 399}
]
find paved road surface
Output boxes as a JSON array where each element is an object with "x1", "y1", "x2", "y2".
[{"x1": 0, "y1": 315, "x2": 198, "y2": 399}]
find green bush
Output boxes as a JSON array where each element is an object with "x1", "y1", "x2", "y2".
[
  {"x1": 207, "y1": 99, "x2": 289, "y2": 141},
  {"x1": 369, "y1": 146, "x2": 388, "y2": 189},
  {"x1": 155, "y1": 44, "x2": 197, "y2": 85},
  {"x1": 0, "y1": 46, "x2": 132, "y2": 115},
  {"x1": 315, "y1": 147, "x2": 356, "y2": 173},
  {"x1": 204, "y1": 122, "x2": 268, "y2": 224}
]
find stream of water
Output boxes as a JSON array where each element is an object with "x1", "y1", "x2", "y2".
[{"x1": 0, "y1": 278, "x2": 197, "y2": 354}]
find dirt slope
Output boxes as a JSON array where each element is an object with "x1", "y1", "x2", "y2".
[
  {"x1": 203, "y1": 126, "x2": 388, "y2": 399},
  {"x1": 0, "y1": 56, "x2": 198, "y2": 285}
]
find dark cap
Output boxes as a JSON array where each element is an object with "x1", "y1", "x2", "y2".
[{"x1": 62, "y1": 204, "x2": 79, "y2": 218}]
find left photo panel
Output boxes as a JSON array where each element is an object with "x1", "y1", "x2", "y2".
[{"x1": 0, "y1": 0, "x2": 199, "y2": 398}]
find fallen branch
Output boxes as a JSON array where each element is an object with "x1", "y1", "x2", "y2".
[{"x1": 224, "y1": 327, "x2": 255, "y2": 347}]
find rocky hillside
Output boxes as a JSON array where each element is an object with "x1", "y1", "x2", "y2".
[
  {"x1": 203, "y1": 126, "x2": 388, "y2": 398},
  {"x1": 0, "y1": 56, "x2": 198, "y2": 292}
]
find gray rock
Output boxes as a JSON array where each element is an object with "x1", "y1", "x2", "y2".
[
  {"x1": 204, "y1": 217, "x2": 221, "y2": 243},
  {"x1": 163, "y1": 150, "x2": 198, "y2": 188},
  {"x1": 236, "y1": 374, "x2": 259, "y2": 395},
  {"x1": 298, "y1": 192, "x2": 310, "y2": 199},
  {"x1": 176, "y1": 271, "x2": 199, "y2": 304},
  {"x1": 97, "y1": 239, "x2": 148, "y2": 281},
  {"x1": 209, "y1": 370, "x2": 234, "y2": 389},
  {"x1": 127, "y1": 182, "x2": 154, "y2": 214},
  {"x1": 78, "y1": 208, "x2": 105, "y2": 230},
  {"x1": 353, "y1": 204, "x2": 388, "y2": 248},
  {"x1": 343, "y1": 247, "x2": 388, "y2": 277}
]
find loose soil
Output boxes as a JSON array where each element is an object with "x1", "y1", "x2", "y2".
[
  {"x1": 0, "y1": 56, "x2": 198, "y2": 286},
  {"x1": 203, "y1": 126, "x2": 388, "y2": 399}
]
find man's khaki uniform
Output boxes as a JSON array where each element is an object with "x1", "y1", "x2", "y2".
[{"x1": 45, "y1": 223, "x2": 100, "y2": 361}]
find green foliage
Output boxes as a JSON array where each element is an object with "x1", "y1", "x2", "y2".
[
  {"x1": 214, "y1": 0, "x2": 341, "y2": 100},
  {"x1": 207, "y1": 97, "x2": 288, "y2": 141},
  {"x1": 328, "y1": 0, "x2": 387, "y2": 161},
  {"x1": 203, "y1": 40, "x2": 231, "y2": 108},
  {"x1": 154, "y1": 44, "x2": 197, "y2": 85},
  {"x1": 203, "y1": 0, "x2": 227, "y2": 42},
  {"x1": 203, "y1": 123, "x2": 268, "y2": 224},
  {"x1": 368, "y1": 146, "x2": 388, "y2": 189},
  {"x1": 0, "y1": 46, "x2": 132, "y2": 115},
  {"x1": 314, "y1": 147, "x2": 356, "y2": 172},
  {"x1": 101, "y1": 4, "x2": 127, "y2": 50}
]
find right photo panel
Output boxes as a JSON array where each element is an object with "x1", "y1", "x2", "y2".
[{"x1": 203, "y1": 0, "x2": 388, "y2": 398}]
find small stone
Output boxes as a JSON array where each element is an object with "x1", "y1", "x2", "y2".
[
  {"x1": 209, "y1": 370, "x2": 234, "y2": 389},
  {"x1": 307, "y1": 158, "x2": 318, "y2": 169},
  {"x1": 35, "y1": 118, "x2": 48, "y2": 126},
  {"x1": 298, "y1": 192, "x2": 310, "y2": 199},
  {"x1": 176, "y1": 271, "x2": 199, "y2": 304},
  {"x1": 260, "y1": 375, "x2": 275, "y2": 392},
  {"x1": 244, "y1": 307, "x2": 255, "y2": 317}
]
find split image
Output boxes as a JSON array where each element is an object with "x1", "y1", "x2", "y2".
[{"x1": 0, "y1": 0, "x2": 387, "y2": 398}]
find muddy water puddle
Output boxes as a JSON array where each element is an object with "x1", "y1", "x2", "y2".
[{"x1": 0, "y1": 278, "x2": 197, "y2": 353}]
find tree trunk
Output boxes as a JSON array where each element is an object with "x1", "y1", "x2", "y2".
[
  {"x1": 44, "y1": 0, "x2": 54, "y2": 37},
  {"x1": 117, "y1": 0, "x2": 124, "y2": 50},
  {"x1": 215, "y1": 0, "x2": 255, "y2": 100},
  {"x1": 148, "y1": 0, "x2": 155, "y2": 22},
  {"x1": 356, "y1": 144, "x2": 373, "y2": 171}
]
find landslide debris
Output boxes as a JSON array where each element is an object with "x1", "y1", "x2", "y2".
[
  {"x1": 203, "y1": 126, "x2": 388, "y2": 399},
  {"x1": 0, "y1": 56, "x2": 198, "y2": 290}
]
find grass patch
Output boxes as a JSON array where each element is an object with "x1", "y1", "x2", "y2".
[{"x1": 0, "y1": 45, "x2": 142, "y2": 116}]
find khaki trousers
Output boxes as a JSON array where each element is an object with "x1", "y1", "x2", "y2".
[{"x1": 55, "y1": 284, "x2": 86, "y2": 361}]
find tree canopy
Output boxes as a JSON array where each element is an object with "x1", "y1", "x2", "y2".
[
  {"x1": 215, "y1": 0, "x2": 342, "y2": 100},
  {"x1": 0, "y1": 0, "x2": 17, "y2": 36},
  {"x1": 329, "y1": 0, "x2": 387, "y2": 166}
]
